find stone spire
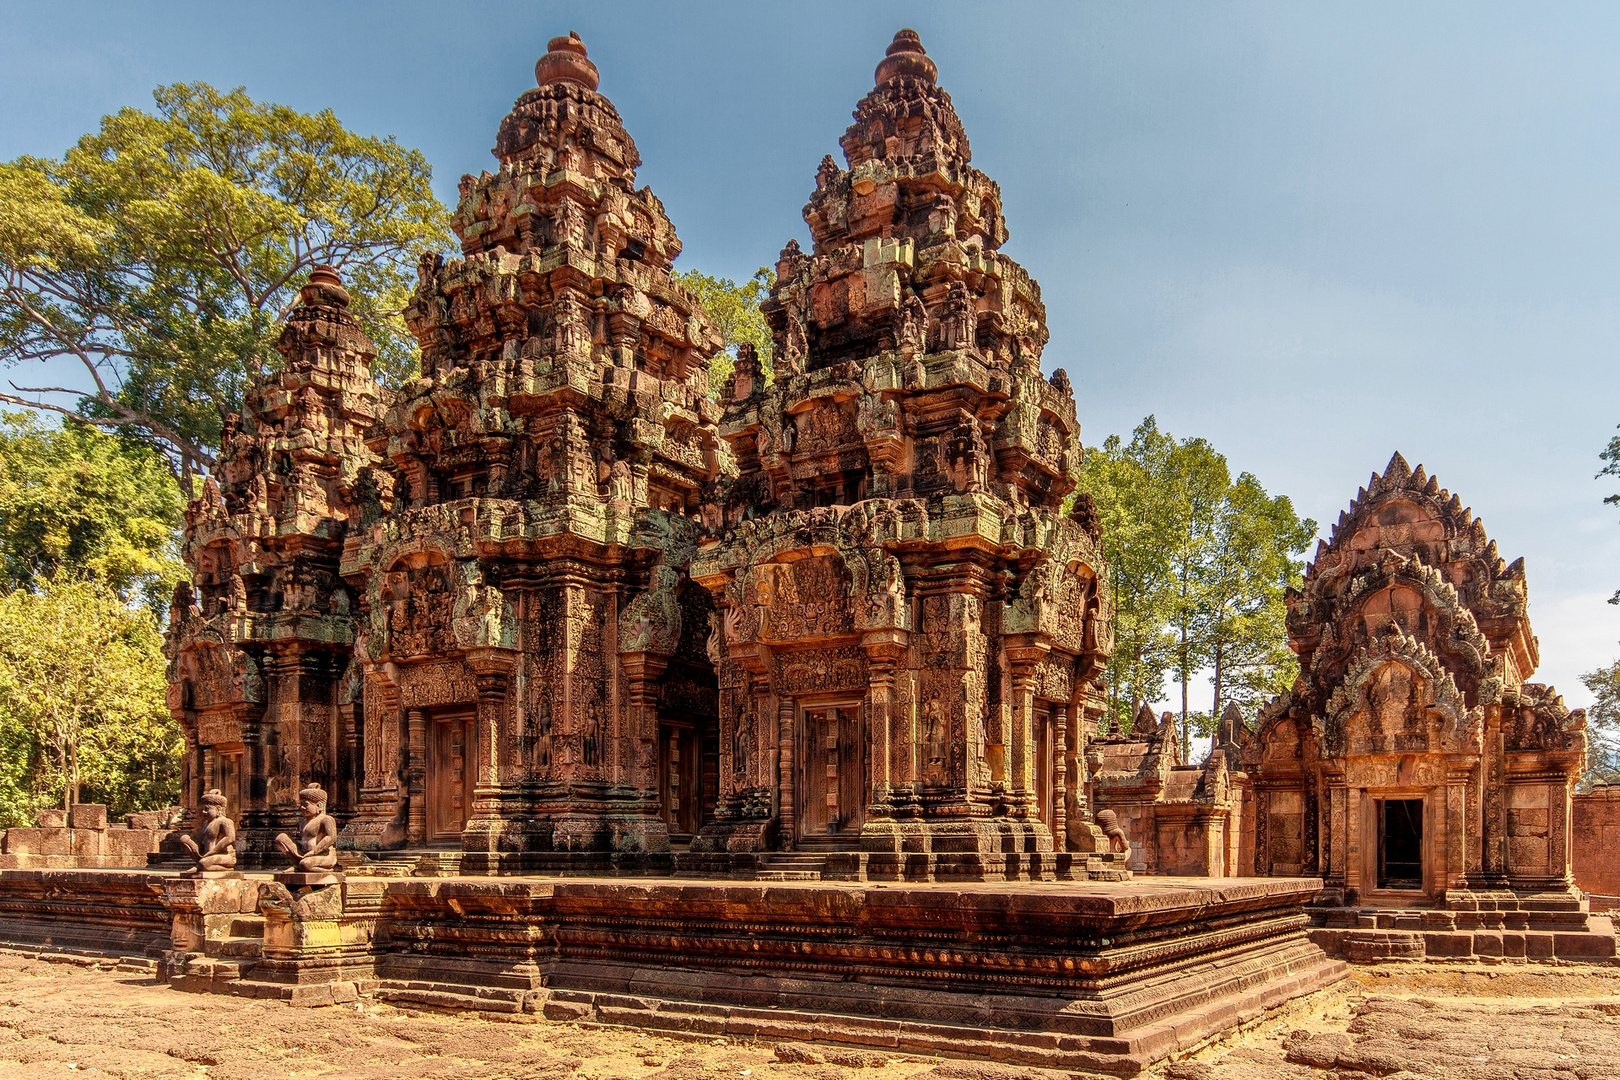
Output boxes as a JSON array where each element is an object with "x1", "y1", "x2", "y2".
[
  {"x1": 874, "y1": 27, "x2": 937, "y2": 86},
  {"x1": 535, "y1": 31, "x2": 599, "y2": 91},
  {"x1": 693, "y1": 30, "x2": 1110, "y2": 880}
]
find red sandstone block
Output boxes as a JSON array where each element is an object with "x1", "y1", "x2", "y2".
[
  {"x1": 1473, "y1": 931, "x2": 1504, "y2": 957},
  {"x1": 5, "y1": 829, "x2": 71, "y2": 857},
  {"x1": 1553, "y1": 930, "x2": 1618, "y2": 959},
  {"x1": 1503, "y1": 932, "x2": 1527, "y2": 958},
  {"x1": 1524, "y1": 932, "x2": 1555, "y2": 958},
  {"x1": 1423, "y1": 932, "x2": 1474, "y2": 958},
  {"x1": 68, "y1": 804, "x2": 106, "y2": 830}
]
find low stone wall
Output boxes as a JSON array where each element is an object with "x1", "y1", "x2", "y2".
[
  {"x1": 0, "y1": 870, "x2": 1343, "y2": 1077},
  {"x1": 0, "y1": 870, "x2": 172, "y2": 961},
  {"x1": 0, "y1": 804, "x2": 180, "y2": 869},
  {"x1": 1574, "y1": 785, "x2": 1620, "y2": 910}
]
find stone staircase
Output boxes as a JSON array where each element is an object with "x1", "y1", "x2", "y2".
[
  {"x1": 166, "y1": 913, "x2": 265, "y2": 992},
  {"x1": 751, "y1": 853, "x2": 827, "y2": 881}
]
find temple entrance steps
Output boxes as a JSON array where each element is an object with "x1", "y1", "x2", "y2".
[
  {"x1": 206, "y1": 915, "x2": 264, "y2": 960},
  {"x1": 751, "y1": 853, "x2": 826, "y2": 881},
  {"x1": 1309, "y1": 899, "x2": 1618, "y2": 963},
  {"x1": 165, "y1": 912, "x2": 266, "y2": 992}
]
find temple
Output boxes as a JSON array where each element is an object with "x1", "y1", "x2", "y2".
[
  {"x1": 162, "y1": 29, "x2": 1116, "y2": 881},
  {"x1": 687, "y1": 28, "x2": 1114, "y2": 880},
  {"x1": 1238, "y1": 454, "x2": 1608, "y2": 959},
  {"x1": 7, "y1": 29, "x2": 1615, "y2": 1072}
]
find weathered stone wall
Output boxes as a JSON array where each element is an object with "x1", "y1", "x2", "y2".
[
  {"x1": 0, "y1": 805, "x2": 179, "y2": 870},
  {"x1": 1573, "y1": 784, "x2": 1620, "y2": 909}
]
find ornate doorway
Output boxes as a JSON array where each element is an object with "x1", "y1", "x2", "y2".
[
  {"x1": 798, "y1": 701, "x2": 865, "y2": 844},
  {"x1": 1034, "y1": 705, "x2": 1055, "y2": 826},
  {"x1": 428, "y1": 710, "x2": 477, "y2": 843}
]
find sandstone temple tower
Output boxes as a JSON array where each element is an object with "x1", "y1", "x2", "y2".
[
  {"x1": 166, "y1": 266, "x2": 389, "y2": 859},
  {"x1": 688, "y1": 30, "x2": 1114, "y2": 880},
  {"x1": 166, "y1": 30, "x2": 1115, "y2": 880}
]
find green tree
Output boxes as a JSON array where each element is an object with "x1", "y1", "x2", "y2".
[
  {"x1": 1202, "y1": 473, "x2": 1317, "y2": 722},
  {"x1": 0, "y1": 576, "x2": 178, "y2": 821},
  {"x1": 1160, "y1": 435, "x2": 1230, "y2": 754},
  {"x1": 1080, "y1": 416, "x2": 1315, "y2": 756},
  {"x1": 1601, "y1": 428, "x2": 1620, "y2": 604},
  {"x1": 1080, "y1": 418, "x2": 1180, "y2": 732},
  {"x1": 1578, "y1": 661, "x2": 1620, "y2": 790},
  {"x1": 0, "y1": 411, "x2": 183, "y2": 613},
  {"x1": 0, "y1": 82, "x2": 452, "y2": 486},
  {"x1": 675, "y1": 267, "x2": 775, "y2": 396}
]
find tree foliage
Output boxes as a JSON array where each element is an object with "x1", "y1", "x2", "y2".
[
  {"x1": 0, "y1": 411, "x2": 183, "y2": 613},
  {"x1": 0, "y1": 82, "x2": 452, "y2": 484},
  {"x1": 0, "y1": 576, "x2": 179, "y2": 824},
  {"x1": 674, "y1": 267, "x2": 775, "y2": 396},
  {"x1": 1579, "y1": 661, "x2": 1620, "y2": 790},
  {"x1": 1080, "y1": 416, "x2": 1316, "y2": 757}
]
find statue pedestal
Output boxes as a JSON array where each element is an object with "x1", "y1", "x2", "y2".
[
  {"x1": 273, "y1": 872, "x2": 344, "y2": 889},
  {"x1": 178, "y1": 869, "x2": 243, "y2": 880}
]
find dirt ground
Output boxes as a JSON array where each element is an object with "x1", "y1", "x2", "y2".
[{"x1": 0, "y1": 954, "x2": 1614, "y2": 1080}]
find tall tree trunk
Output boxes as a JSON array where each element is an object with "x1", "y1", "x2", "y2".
[
  {"x1": 58, "y1": 745, "x2": 71, "y2": 811},
  {"x1": 1179, "y1": 625, "x2": 1191, "y2": 761}
]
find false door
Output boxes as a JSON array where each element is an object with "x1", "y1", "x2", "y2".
[
  {"x1": 428, "y1": 711, "x2": 477, "y2": 843},
  {"x1": 798, "y1": 702, "x2": 865, "y2": 841},
  {"x1": 657, "y1": 720, "x2": 701, "y2": 839},
  {"x1": 1033, "y1": 704, "x2": 1055, "y2": 826}
]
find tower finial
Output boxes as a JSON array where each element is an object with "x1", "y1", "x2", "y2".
[
  {"x1": 875, "y1": 28, "x2": 937, "y2": 86},
  {"x1": 536, "y1": 30, "x2": 600, "y2": 91}
]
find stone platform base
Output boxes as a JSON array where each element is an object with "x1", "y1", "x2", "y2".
[
  {"x1": 0, "y1": 870, "x2": 1340, "y2": 1077},
  {"x1": 1309, "y1": 889, "x2": 1619, "y2": 963},
  {"x1": 673, "y1": 849, "x2": 1133, "y2": 883}
]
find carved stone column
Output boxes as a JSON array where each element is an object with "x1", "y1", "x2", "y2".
[
  {"x1": 619, "y1": 652, "x2": 667, "y2": 796},
  {"x1": 777, "y1": 686, "x2": 795, "y2": 851},
  {"x1": 1446, "y1": 767, "x2": 1471, "y2": 894},
  {"x1": 338, "y1": 670, "x2": 402, "y2": 851},
  {"x1": 618, "y1": 651, "x2": 672, "y2": 854},
  {"x1": 861, "y1": 631, "x2": 907, "y2": 815},
  {"x1": 1052, "y1": 701, "x2": 1070, "y2": 852},
  {"x1": 406, "y1": 707, "x2": 428, "y2": 845},
  {"x1": 1003, "y1": 638, "x2": 1048, "y2": 818},
  {"x1": 461, "y1": 648, "x2": 517, "y2": 860},
  {"x1": 1323, "y1": 775, "x2": 1348, "y2": 898},
  {"x1": 859, "y1": 632, "x2": 907, "y2": 864}
]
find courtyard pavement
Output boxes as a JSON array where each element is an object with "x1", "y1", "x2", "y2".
[{"x1": 0, "y1": 952, "x2": 1612, "y2": 1079}]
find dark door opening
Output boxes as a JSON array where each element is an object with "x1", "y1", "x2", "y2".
[
  {"x1": 1034, "y1": 706, "x2": 1054, "y2": 826},
  {"x1": 1378, "y1": 798, "x2": 1423, "y2": 890}
]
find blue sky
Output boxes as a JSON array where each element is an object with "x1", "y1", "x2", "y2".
[{"x1": 4, "y1": 1, "x2": 1620, "y2": 712}]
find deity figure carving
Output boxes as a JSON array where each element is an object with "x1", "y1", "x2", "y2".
[
  {"x1": 275, "y1": 785, "x2": 339, "y2": 874},
  {"x1": 179, "y1": 789, "x2": 237, "y2": 875}
]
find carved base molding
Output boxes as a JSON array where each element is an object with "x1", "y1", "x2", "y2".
[{"x1": 0, "y1": 869, "x2": 1341, "y2": 1075}]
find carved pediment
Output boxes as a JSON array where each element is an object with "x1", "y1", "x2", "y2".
[{"x1": 1321, "y1": 627, "x2": 1480, "y2": 759}]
